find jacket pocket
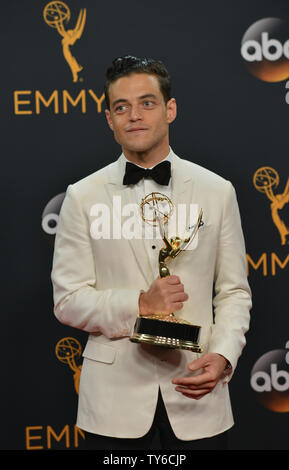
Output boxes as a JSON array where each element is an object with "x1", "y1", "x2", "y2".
[{"x1": 82, "y1": 340, "x2": 116, "y2": 364}]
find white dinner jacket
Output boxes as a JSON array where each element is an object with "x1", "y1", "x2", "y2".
[{"x1": 51, "y1": 150, "x2": 251, "y2": 440}]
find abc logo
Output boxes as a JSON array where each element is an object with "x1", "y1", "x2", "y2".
[
  {"x1": 241, "y1": 18, "x2": 289, "y2": 82},
  {"x1": 250, "y1": 342, "x2": 289, "y2": 412},
  {"x1": 41, "y1": 193, "x2": 65, "y2": 245}
]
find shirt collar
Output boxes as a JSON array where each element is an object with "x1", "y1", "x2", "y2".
[{"x1": 120, "y1": 147, "x2": 173, "y2": 169}]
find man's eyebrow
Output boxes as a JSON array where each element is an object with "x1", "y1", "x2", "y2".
[
  {"x1": 112, "y1": 94, "x2": 158, "y2": 107},
  {"x1": 138, "y1": 93, "x2": 158, "y2": 100},
  {"x1": 112, "y1": 98, "x2": 128, "y2": 107}
]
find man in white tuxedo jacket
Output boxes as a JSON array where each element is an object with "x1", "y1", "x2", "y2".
[{"x1": 51, "y1": 56, "x2": 251, "y2": 450}]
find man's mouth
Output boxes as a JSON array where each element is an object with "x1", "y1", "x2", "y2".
[{"x1": 126, "y1": 127, "x2": 148, "y2": 133}]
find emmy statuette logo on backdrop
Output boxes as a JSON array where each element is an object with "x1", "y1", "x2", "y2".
[
  {"x1": 13, "y1": 2, "x2": 106, "y2": 115},
  {"x1": 55, "y1": 337, "x2": 83, "y2": 394},
  {"x1": 246, "y1": 167, "x2": 289, "y2": 277},
  {"x1": 43, "y1": 1, "x2": 86, "y2": 82},
  {"x1": 253, "y1": 167, "x2": 289, "y2": 246},
  {"x1": 25, "y1": 337, "x2": 85, "y2": 450}
]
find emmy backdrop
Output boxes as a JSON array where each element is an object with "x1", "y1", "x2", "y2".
[{"x1": 2, "y1": 0, "x2": 289, "y2": 450}]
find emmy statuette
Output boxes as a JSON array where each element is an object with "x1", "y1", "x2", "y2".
[{"x1": 130, "y1": 192, "x2": 204, "y2": 352}]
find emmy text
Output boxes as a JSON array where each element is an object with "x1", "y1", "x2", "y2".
[
  {"x1": 25, "y1": 424, "x2": 85, "y2": 450},
  {"x1": 13, "y1": 90, "x2": 105, "y2": 115},
  {"x1": 247, "y1": 252, "x2": 289, "y2": 276}
]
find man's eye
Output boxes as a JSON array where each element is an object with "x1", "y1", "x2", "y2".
[
  {"x1": 115, "y1": 105, "x2": 126, "y2": 112},
  {"x1": 143, "y1": 101, "x2": 154, "y2": 107}
]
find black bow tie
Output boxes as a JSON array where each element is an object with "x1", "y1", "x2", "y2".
[{"x1": 123, "y1": 160, "x2": 171, "y2": 186}]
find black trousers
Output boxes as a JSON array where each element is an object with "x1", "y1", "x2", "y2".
[{"x1": 83, "y1": 389, "x2": 228, "y2": 450}]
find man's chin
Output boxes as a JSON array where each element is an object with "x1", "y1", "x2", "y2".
[{"x1": 122, "y1": 143, "x2": 153, "y2": 154}]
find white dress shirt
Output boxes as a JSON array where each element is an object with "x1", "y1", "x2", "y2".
[{"x1": 120, "y1": 148, "x2": 173, "y2": 278}]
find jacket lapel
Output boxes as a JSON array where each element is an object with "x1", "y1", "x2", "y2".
[
  {"x1": 105, "y1": 156, "x2": 155, "y2": 287},
  {"x1": 170, "y1": 153, "x2": 196, "y2": 239}
]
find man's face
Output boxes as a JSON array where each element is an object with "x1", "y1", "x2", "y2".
[{"x1": 105, "y1": 73, "x2": 176, "y2": 154}]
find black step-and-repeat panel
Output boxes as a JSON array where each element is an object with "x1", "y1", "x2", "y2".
[{"x1": 2, "y1": 0, "x2": 288, "y2": 450}]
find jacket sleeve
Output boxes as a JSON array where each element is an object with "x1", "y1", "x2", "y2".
[
  {"x1": 51, "y1": 184, "x2": 140, "y2": 338},
  {"x1": 208, "y1": 181, "x2": 252, "y2": 381}
]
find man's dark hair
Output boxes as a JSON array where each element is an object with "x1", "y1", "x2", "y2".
[{"x1": 104, "y1": 55, "x2": 171, "y2": 109}]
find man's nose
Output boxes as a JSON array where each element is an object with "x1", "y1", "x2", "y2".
[{"x1": 129, "y1": 105, "x2": 142, "y2": 121}]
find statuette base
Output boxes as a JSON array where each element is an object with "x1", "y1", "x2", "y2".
[{"x1": 130, "y1": 316, "x2": 203, "y2": 353}]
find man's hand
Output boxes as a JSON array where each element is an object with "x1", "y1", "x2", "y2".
[
  {"x1": 139, "y1": 275, "x2": 188, "y2": 317},
  {"x1": 172, "y1": 353, "x2": 229, "y2": 400}
]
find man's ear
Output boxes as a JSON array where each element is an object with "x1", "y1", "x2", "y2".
[
  {"x1": 105, "y1": 109, "x2": 114, "y2": 131},
  {"x1": 166, "y1": 98, "x2": 177, "y2": 124}
]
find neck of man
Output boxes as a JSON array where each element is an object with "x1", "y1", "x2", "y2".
[{"x1": 122, "y1": 137, "x2": 170, "y2": 168}]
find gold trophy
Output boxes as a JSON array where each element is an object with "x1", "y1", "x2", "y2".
[{"x1": 130, "y1": 192, "x2": 203, "y2": 352}]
